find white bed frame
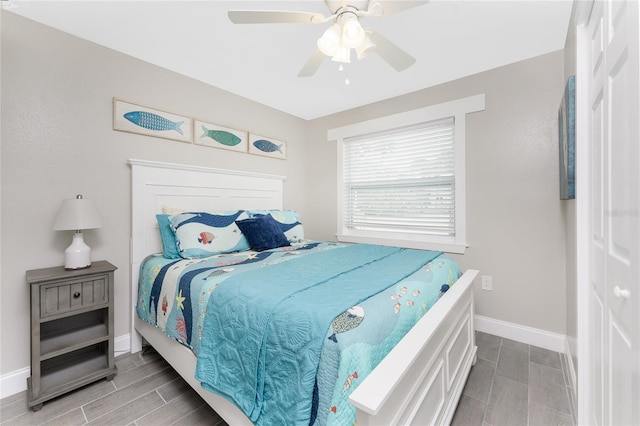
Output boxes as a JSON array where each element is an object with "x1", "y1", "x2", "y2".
[{"x1": 129, "y1": 159, "x2": 479, "y2": 425}]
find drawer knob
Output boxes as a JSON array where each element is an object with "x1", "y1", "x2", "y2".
[{"x1": 73, "y1": 292, "x2": 81, "y2": 299}]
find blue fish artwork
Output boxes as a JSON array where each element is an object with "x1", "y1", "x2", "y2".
[
  {"x1": 124, "y1": 111, "x2": 184, "y2": 135},
  {"x1": 253, "y1": 139, "x2": 283, "y2": 154}
]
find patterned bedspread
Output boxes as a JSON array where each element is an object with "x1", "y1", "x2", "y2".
[{"x1": 136, "y1": 241, "x2": 461, "y2": 425}]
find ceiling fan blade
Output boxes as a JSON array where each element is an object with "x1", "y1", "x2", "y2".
[
  {"x1": 374, "y1": 1, "x2": 429, "y2": 17},
  {"x1": 369, "y1": 31, "x2": 416, "y2": 72},
  {"x1": 228, "y1": 10, "x2": 326, "y2": 24},
  {"x1": 298, "y1": 49, "x2": 325, "y2": 77}
]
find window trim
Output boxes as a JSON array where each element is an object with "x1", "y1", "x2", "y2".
[{"x1": 328, "y1": 94, "x2": 485, "y2": 254}]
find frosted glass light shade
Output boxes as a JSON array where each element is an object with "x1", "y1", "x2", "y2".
[
  {"x1": 317, "y1": 24, "x2": 341, "y2": 57},
  {"x1": 53, "y1": 195, "x2": 102, "y2": 231},
  {"x1": 341, "y1": 18, "x2": 365, "y2": 49}
]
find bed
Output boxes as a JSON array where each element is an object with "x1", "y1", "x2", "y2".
[{"x1": 129, "y1": 159, "x2": 479, "y2": 425}]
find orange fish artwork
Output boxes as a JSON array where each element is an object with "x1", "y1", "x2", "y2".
[
  {"x1": 198, "y1": 232, "x2": 215, "y2": 244},
  {"x1": 161, "y1": 295, "x2": 168, "y2": 316}
]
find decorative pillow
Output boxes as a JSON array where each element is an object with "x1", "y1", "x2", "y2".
[
  {"x1": 247, "y1": 209, "x2": 305, "y2": 242},
  {"x1": 170, "y1": 210, "x2": 250, "y2": 258},
  {"x1": 156, "y1": 214, "x2": 181, "y2": 259},
  {"x1": 162, "y1": 205, "x2": 187, "y2": 215},
  {"x1": 235, "y1": 215, "x2": 291, "y2": 252}
]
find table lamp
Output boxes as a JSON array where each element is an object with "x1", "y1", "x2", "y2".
[{"x1": 53, "y1": 194, "x2": 103, "y2": 270}]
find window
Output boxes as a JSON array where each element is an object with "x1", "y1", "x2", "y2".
[{"x1": 329, "y1": 94, "x2": 485, "y2": 254}]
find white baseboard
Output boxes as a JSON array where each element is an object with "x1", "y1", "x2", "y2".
[
  {"x1": 0, "y1": 366, "x2": 29, "y2": 399},
  {"x1": 564, "y1": 337, "x2": 578, "y2": 394},
  {"x1": 474, "y1": 314, "x2": 566, "y2": 353},
  {"x1": 1, "y1": 334, "x2": 132, "y2": 400},
  {"x1": 115, "y1": 333, "x2": 131, "y2": 357}
]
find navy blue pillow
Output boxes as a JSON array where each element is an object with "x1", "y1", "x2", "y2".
[{"x1": 235, "y1": 214, "x2": 291, "y2": 252}]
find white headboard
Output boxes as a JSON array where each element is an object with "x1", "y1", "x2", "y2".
[{"x1": 129, "y1": 159, "x2": 285, "y2": 351}]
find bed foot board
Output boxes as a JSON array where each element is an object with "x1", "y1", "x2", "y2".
[{"x1": 350, "y1": 269, "x2": 478, "y2": 426}]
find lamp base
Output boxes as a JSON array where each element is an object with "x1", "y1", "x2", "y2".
[{"x1": 64, "y1": 232, "x2": 92, "y2": 270}]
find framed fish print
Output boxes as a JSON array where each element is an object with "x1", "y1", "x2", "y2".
[
  {"x1": 193, "y1": 119, "x2": 247, "y2": 153},
  {"x1": 113, "y1": 98, "x2": 192, "y2": 143},
  {"x1": 558, "y1": 75, "x2": 575, "y2": 199},
  {"x1": 248, "y1": 133, "x2": 287, "y2": 160}
]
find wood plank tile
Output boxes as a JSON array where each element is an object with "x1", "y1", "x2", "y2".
[
  {"x1": 476, "y1": 332, "x2": 501, "y2": 363},
  {"x1": 3, "y1": 379, "x2": 116, "y2": 425},
  {"x1": 463, "y1": 359, "x2": 496, "y2": 403},
  {"x1": 112, "y1": 357, "x2": 170, "y2": 389},
  {"x1": 87, "y1": 391, "x2": 164, "y2": 425},
  {"x1": 528, "y1": 401, "x2": 574, "y2": 426},
  {"x1": 530, "y1": 346, "x2": 562, "y2": 370},
  {"x1": 135, "y1": 389, "x2": 205, "y2": 425},
  {"x1": 156, "y1": 377, "x2": 193, "y2": 403},
  {"x1": 496, "y1": 346, "x2": 529, "y2": 384},
  {"x1": 529, "y1": 363, "x2": 571, "y2": 415},
  {"x1": 451, "y1": 394, "x2": 487, "y2": 426},
  {"x1": 82, "y1": 367, "x2": 178, "y2": 421},
  {"x1": 176, "y1": 403, "x2": 227, "y2": 426},
  {"x1": 485, "y1": 375, "x2": 528, "y2": 426},
  {"x1": 39, "y1": 407, "x2": 87, "y2": 426},
  {"x1": 501, "y1": 338, "x2": 530, "y2": 353}
]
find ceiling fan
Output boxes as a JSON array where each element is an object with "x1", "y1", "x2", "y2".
[{"x1": 228, "y1": 0, "x2": 428, "y2": 77}]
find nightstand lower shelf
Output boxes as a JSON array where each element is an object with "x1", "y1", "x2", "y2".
[{"x1": 28, "y1": 344, "x2": 117, "y2": 410}]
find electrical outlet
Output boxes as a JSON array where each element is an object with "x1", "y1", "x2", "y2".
[{"x1": 481, "y1": 275, "x2": 493, "y2": 290}]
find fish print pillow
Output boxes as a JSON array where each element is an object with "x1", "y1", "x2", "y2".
[
  {"x1": 170, "y1": 210, "x2": 250, "y2": 258},
  {"x1": 247, "y1": 209, "x2": 305, "y2": 242}
]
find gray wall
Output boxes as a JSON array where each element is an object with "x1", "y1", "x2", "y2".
[
  {"x1": 307, "y1": 50, "x2": 567, "y2": 335},
  {"x1": 563, "y1": 4, "x2": 579, "y2": 372},
  {"x1": 1, "y1": 10, "x2": 568, "y2": 384},
  {"x1": 0, "y1": 12, "x2": 312, "y2": 375}
]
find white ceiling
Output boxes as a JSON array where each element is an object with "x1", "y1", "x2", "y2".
[{"x1": 6, "y1": 0, "x2": 573, "y2": 120}]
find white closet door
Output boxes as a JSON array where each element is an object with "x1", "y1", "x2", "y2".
[{"x1": 583, "y1": 1, "x2": 639, "y2": 425}]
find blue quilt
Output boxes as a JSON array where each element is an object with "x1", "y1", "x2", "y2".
[
  {"x1": 136, "y1": 241, "x2": 461, "y2": 425},
  {"x1": 194, "y1": 244, "x2": 441, "y2": 424}
]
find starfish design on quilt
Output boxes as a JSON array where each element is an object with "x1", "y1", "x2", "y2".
[
  {"x1": 176, "y1": 289, "x2": 186, "y2": 310},
  {"x1": 246, "y1": 253, "x2": 258, "y2": 260}
]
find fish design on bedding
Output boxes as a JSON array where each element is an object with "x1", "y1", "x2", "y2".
[
  {"x1": 123, "y1": 111, "x2": 184, "y2": 135},
  {"x1": 341, "y1": 372, "x2": 359, "y2": 394},
  {"x1": 253, "y1": 139, "x2": 283, "y2": 154},
  {"x1": 198, "y1": 232, "x2": 215, "y2": 244},
  {"x1": 200, "y1": 125, "x2": 242, "y2": 146},
  {"x1": 328, "y1": 306, "x2": 364, "y2": 343},
  {"x1": 173, "y1": 211, "x2": 244, "y2": 229}
]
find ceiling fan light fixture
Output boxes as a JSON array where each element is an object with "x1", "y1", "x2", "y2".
[
  {"x1": 317, "y1": 24, "x2": 341, "y2": 56},
  {"x1": 331, "y1": 45, "x2": 351, "y2": 63},
  {"x1": 340, "y1": 16, "x2": 365, "y2": 49},
  {"x1": 356, "y1": 32, "x2": 376, "y2": 59}
]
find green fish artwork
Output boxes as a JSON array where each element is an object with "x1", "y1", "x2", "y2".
[
  {"x1": 328, "y1": 306, "x2": 365, "y2": 343},
  {"x1": 201, "y1": 125, "x2": 241, "y2": 146}
]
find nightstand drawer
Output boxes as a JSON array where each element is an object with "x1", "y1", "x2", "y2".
[{"x1": 40, "y1": 275, "x2": 108, "y2": 318}]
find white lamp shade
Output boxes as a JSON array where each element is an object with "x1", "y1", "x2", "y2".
[
  {"x1": 331, "y1": 45, "x2": 351, "y2": 63},
  {"x1": 317, "y1": 24, "x2": 341, "y2": 57},
  {"x1": 356, "y1": 32, "x2": 376, "y2": 59},
  {"x1": 341, "y1": 18, "x2": 365, "y2": 49},
  {"x1": 53, "y1": 195, "x2": 102, "y2": 231}
]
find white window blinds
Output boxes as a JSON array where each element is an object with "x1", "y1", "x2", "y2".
[{"x1": 342, "y1": 117, "x2": 455, "y2": 237}]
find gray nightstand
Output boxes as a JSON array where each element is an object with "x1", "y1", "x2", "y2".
[{"x1": 26, "y1": 260, "x2": 118, "y2": 411}]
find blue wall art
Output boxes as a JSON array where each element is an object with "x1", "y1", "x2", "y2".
[
  {"x1": 194, "y1": 119, "x2": 247, "y2": 153},
  {"x1": 248, "y1": 133, "x2": 287, "y2": 160},
  {"x1": 113, "y1": 98, "x2": 192, "y2": 143},
  {"x1": 559, "y1": 75, "x2": 575, "y2": 200}
]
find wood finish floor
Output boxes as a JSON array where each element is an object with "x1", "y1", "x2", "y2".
[{"x1": 1, "y1": 332, "x2": 575, "y2": 425}]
